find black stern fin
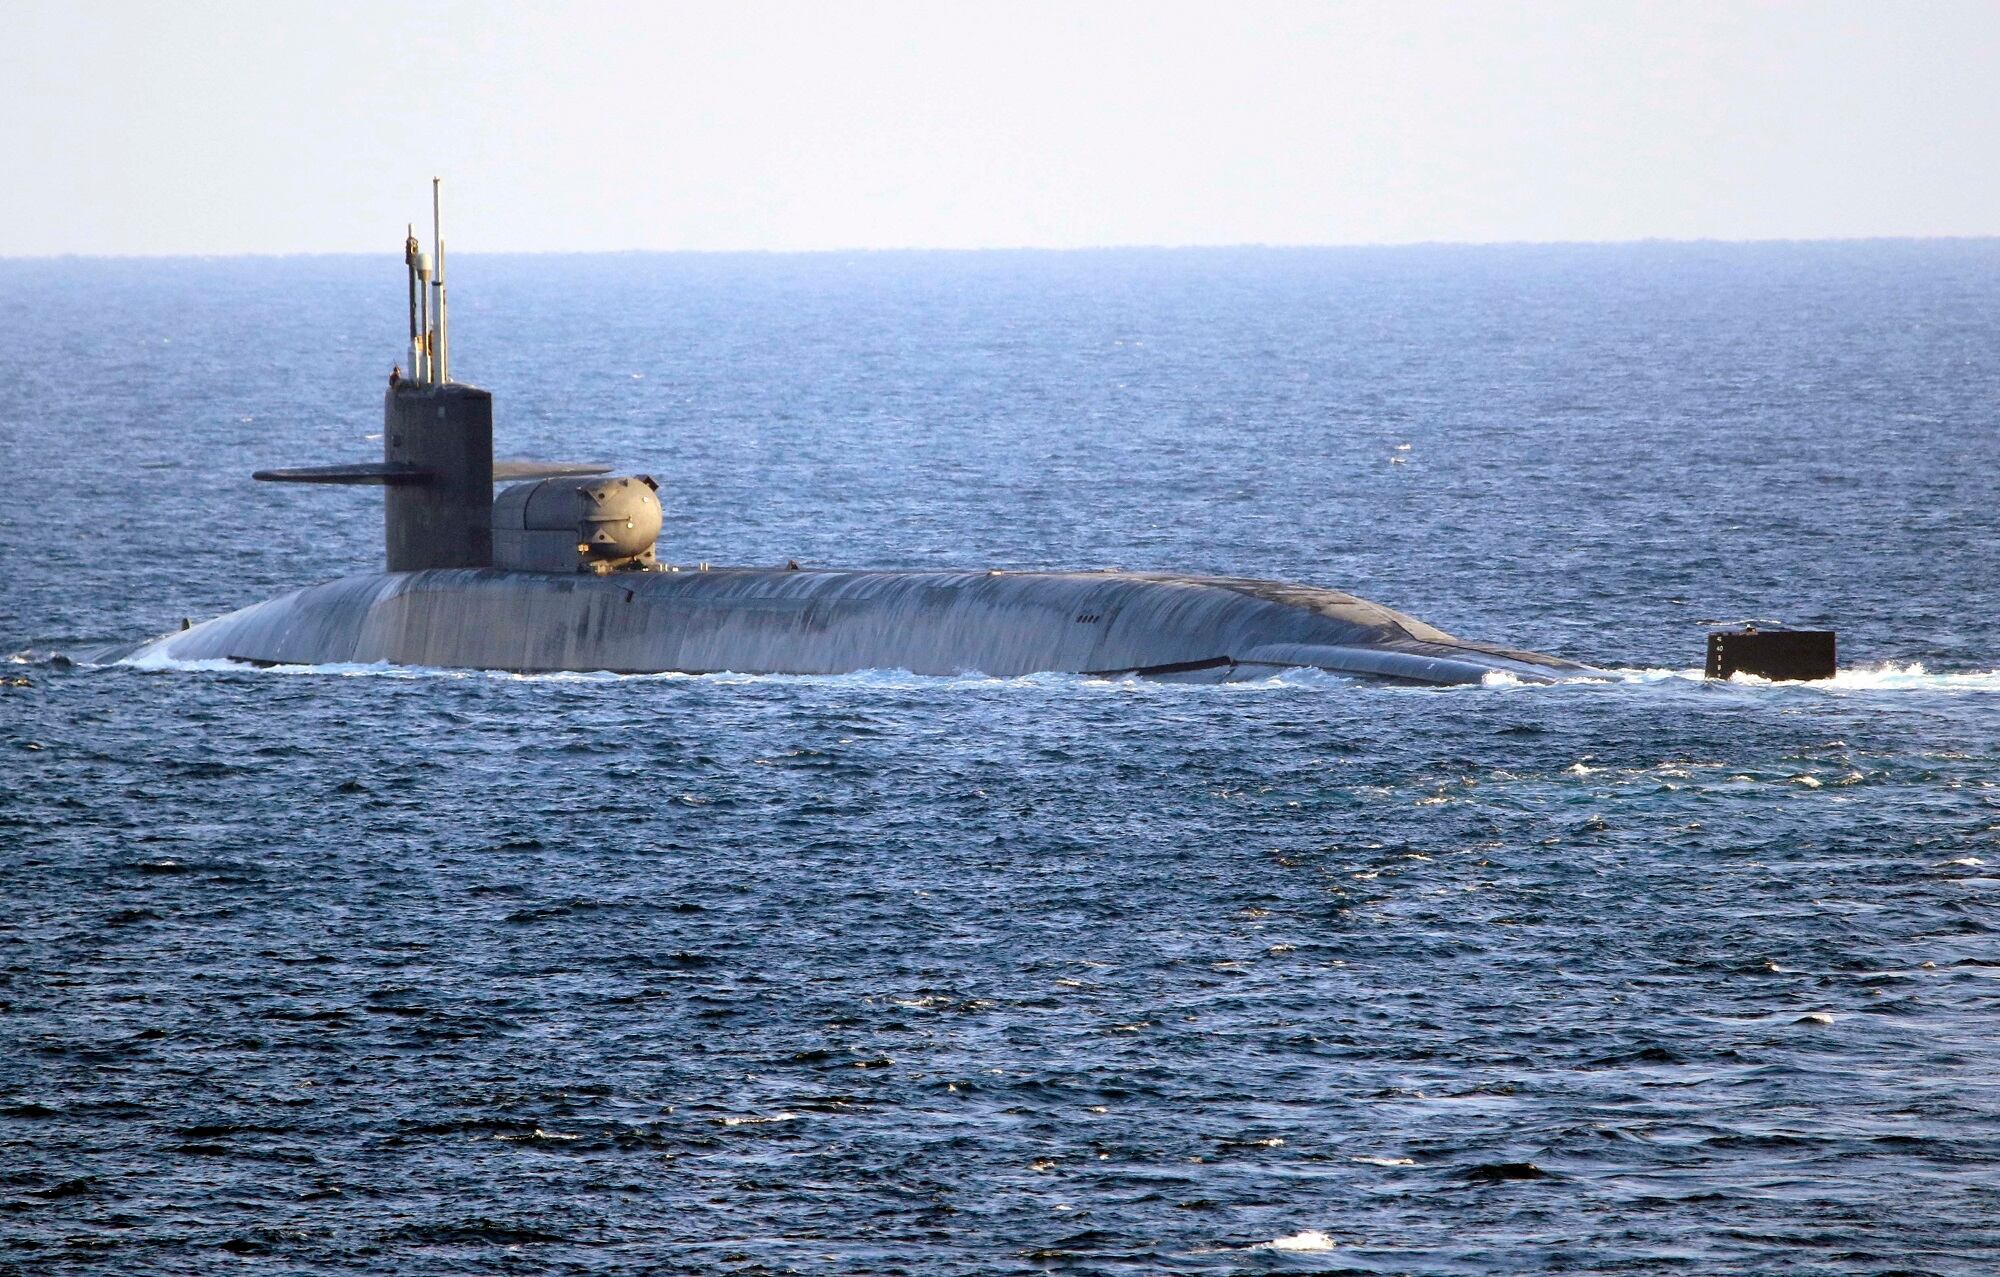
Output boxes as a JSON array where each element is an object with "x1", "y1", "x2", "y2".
[{"x1": 253, "y1": 462, "x2": 432, "y2": 485}]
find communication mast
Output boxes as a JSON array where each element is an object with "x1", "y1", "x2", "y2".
[{"x1": 403, "y1": 178, "x2": 450, "y2": 385}]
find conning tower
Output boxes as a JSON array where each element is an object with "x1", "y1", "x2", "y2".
[
  {"x1": 382, "y1": 382, "x2": 494, "y2": 571},
  {"x1": 382, "y1": 191, "x2": 491, "y2": 570},
  {"x1": 253, "y1": 181, "x2": 626, "y2": 572}
]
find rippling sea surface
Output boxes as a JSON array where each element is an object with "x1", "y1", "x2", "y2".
[{"x1": 4, "y1": 243, "x2": 1999, "y2": 1274}]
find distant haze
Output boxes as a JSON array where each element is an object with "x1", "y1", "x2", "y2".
[{"x1": 4, "y1": 0, "x2": 1996, "y2": 256}]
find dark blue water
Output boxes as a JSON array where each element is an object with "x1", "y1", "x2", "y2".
[{"x1": 4, "y1": 243, "x2": 1998, "y2": 1273}]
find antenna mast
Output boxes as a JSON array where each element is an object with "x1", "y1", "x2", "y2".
[
  {"x1": 404, "y1": 224, "x2": 423, "y2": 382},
  {"x1": 432, "y1": 178, "x2": 448, "y2": 385}
]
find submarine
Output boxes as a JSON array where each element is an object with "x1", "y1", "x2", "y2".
[{"x1": 115, "y1": 185, "x2": 1596, "y2": 686}]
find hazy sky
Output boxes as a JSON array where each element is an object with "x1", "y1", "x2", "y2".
[{"x1": 4, "y1": 1, "x2": 1997, "y2": 255}]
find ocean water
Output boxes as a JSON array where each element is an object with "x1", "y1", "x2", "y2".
[{"x1": 3, "y1": 242, "x2": 1998, "y2": 1274}]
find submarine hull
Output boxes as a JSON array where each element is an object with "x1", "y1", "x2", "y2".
[{"x1": 116, "y1": 567, "x2": 1596, "y2": 685}]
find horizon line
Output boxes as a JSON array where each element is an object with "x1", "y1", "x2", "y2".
[{"x1": 4, "y1": 232, "x2": 1998, "y2": 264}]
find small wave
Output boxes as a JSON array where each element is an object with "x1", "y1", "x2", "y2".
[
  {"x1": 1484, "y1": 662, "x2": 2000, "y2": 694},
  {"x1": 1805, "y1": 662, "x2": 2000, "y2": 691},
  {"x1": 106, "y1": 645, "x2": 2000, "y2": 696},
  {"x1": 162, "y1": 656, "x2": 500, "y2": 680},
  {"x1": 1221, "y1": 666, "x2": 1362, "y2": 689},
  {"x1": 715, "y1": 1112, "x2": 798, "y2": 1127},
  {"x1": 8, "y1": 648, "x2": 76, "y2": 668},
  {"x1": 108, "y1": 651, "x2": 1355, "y2": 691},
  {"x1": 492, "y1": 1127, "x2": 580, "y2": 1142},
  {"x1": 119, "y1": 649, "x2": 270, "y2": 675},
  {"x1": 1723, "y1": 662, "x2": 2000, "y2": 692},
  {"x1": 1252, "y1": 1230, "x2": 1337, "y2": 1252}
]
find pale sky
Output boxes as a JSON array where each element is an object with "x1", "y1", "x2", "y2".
[{"x1": 3, "y1": 0, "x2": 1997, "y2": 256}]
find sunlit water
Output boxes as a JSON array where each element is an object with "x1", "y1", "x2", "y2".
[{"x1": 3, "y1": 243, "x2": 1998, "y2": 1273}]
